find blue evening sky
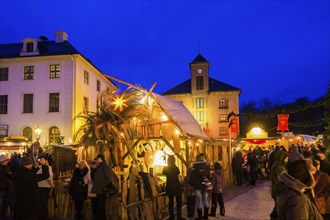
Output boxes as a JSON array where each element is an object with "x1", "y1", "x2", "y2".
[{"x1": 0, "y1": 1, "x2": 329, "y2": 105}]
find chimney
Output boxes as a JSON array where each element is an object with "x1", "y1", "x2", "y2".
[{"x1": 55, "y1": 31, "x2": 68, "y2": 43}]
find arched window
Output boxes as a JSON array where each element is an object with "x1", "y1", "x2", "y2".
[
  {"x1": 23, "y1": 127, "x2": 32, "y2": 142},
  {"x1": 49, "y1": 126, "x2": 60, "y2": 144}
]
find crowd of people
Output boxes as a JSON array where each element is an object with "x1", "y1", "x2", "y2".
[
  {"x1": 0, "y1": 140, "x2": 117, "y2": 220},
  {"x1": 162, "y1": 153, "x2": 225, "y2": 220}
]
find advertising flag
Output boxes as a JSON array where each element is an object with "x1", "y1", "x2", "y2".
[
  {"x1": 230, "y1": 117, "x2": 239, "y2": 133},
  {"x1": 277, "y1": 114, "x2": 289, "y2": 131}
]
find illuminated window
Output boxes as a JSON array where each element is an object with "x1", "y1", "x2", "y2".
[
  {"x1": 219, "y1": 127, "x2": 228, "y2": 136},
  {"x1": 0, "y1": 68, "x2": 8, "y2": 81},
  {"x1": 23, "y1": 94, "x2": 33, "y2": 113},
  {"x1": 196, "y1": 98, "x2": 204, "y2": 108},
  {"x1": 84, "y1": 70, "x2": 89, "y2": 84},
  {"x1": 49, "y1": 93, "x2": 60, "y2": 112},
  {"x1": 24, "y1": 66, "x2": 34, "y2": 80},
  {"x1": 0, "y1": 95, "x2": 8, "y2": 114},
  {"x1": 219, "y1": 99, "x2": 228, "y2": 109},
  {"x1": 23, "y1": 127, "x2": 32, "y2": 142},
  {"x1": 196, "y1": 76, "x2": 204, "y2": 90},
  {"x1": 219, "y1": 115, "x2": 227, "y2": 123},
  {"x1": 196, "y1": 111, "x2": 205, "y2": 127},
  {"x1": 50, "y1": 64, "x2": 60, "y2": 78},
  {"x1": 49, "y1": 126, "x2": 60, "y2": 144}
]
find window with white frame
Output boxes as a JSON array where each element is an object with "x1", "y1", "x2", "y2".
[
  {"x1": 49, "y1": 64, "x2": 60, "y2": 78},
  {"x1": 49, "y1": 126, "x2": 60, "y2": 144},
  {"x1": 196, "y1": 98, "x2": 204, "y2": 108},
  {"x1": 84, "y1": 70, "x2": 89, "y2": 84},
  {"x1": 24, "y1": 66, "x2": 34, "y2": 80},
  {"x1": 0, "y1": 68, "x2": 8, "y2": 81}
]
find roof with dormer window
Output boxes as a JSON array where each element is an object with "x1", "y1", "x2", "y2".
[
  {"x1": 0, "y1": 40, "x2": 79, "y2": 58},
  {"x1": 162, "y1": 77, "x2": 241, "y2": 95}
]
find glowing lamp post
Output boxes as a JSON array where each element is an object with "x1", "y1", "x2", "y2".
[
  {"x1": 35, "y1": 125, "x2": 42, "y2": 141},
  {"x1": 251, "y1": 127, "x2": 262, "y2": 136}
]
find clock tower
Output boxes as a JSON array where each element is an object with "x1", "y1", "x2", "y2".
[{"x1": 190, "y1": 53, "x2": 210, "y2": 94}]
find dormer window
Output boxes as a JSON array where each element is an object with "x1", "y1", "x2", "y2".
[
  {"x1": 26, "y1": 42, "x2": 34, "y2": 52},
  {"x1": 20, "y1": 38, "x2": 39, "y2": 56}
]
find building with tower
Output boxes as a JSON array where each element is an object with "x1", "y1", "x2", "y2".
[{"x1": 163, "y1": 53, "x2": 241, "y2": 165}]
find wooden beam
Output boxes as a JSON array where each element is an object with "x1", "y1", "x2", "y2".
[
  {"x1": 122, "y1": 138, "x2": 142, "y2": 160},
  {"x1": 161, "y1": 136, "x2": 189, "y2": 167}
]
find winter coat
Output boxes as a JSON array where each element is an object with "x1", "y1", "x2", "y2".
[
  {"x1": 211, "y1": 169, "x2": 223, "y2": 193},
  {"x1": 0, "y1": 165, "x2": 14, "y2": 208},
  {"x1": 288, "y1": 146, "x2": 304, "y2": 164},
  {"x1": 271, "y1": 150, "x2": 288, "y2": 198},
  {"x1": 246, "y1": 153, "x2": 257, "y2": 171},
  {"x1": 232, "y1": 152, "x2": 243, "y2": 173},
  {"x1": 313, "y1": 170, "x2": 330, "y2": 214},
  {"x1": 91, "y1": 161, "x2": 112, "y2": 195},
  {"x1": 319, "y1": 158, "x2": 330, "y2": 176},
  {"x1": 12, "y1": 165, "x2": 49, "y2": 220},
  {"x1": 275, "y1": 172, "x2": 323, "y2": 220},
  {"x1": 162, "y1": 164, "x2": 182, "y2": 196},
  {"x1": 69, "y1": 167, "x2": 88, "y2": 200},
  {"x1": 190, "y1": 161, "x2": 210, "y2": 190}
]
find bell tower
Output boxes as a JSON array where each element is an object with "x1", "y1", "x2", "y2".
[{"x1": 190, "y1": 53, "x2": 210, "y2": 94}]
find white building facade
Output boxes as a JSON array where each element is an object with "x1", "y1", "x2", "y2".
[{"x1": 0, "y1": 31, "x2": 117, "y2": 145}]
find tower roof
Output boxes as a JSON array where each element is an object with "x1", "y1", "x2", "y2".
[{"x1": 191, "y1": 54, "x2": 208, "y2": 63}]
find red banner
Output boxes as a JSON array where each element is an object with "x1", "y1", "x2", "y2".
[
  {"x1": 277, "y1": 114, "x2": 289, "y2": 131},
  {"x1": 230, "y1": 117, "x2": 239, "y2": 133}
]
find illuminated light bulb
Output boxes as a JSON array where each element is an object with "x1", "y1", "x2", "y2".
[
  {"x1": 251, "y1": 127, "x2": 262, "y2": 135},
  {"x1": 175, "y1": 130, "x2": 180, "y2": 135}
]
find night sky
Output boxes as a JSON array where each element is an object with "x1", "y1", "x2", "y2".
[{"x1": 1, "y1": 1, "x2": 329, "y2": 105}]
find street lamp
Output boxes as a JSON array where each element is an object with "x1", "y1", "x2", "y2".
[{"x1": 35, "y1": 125, "x2": 42, "y2": 141}]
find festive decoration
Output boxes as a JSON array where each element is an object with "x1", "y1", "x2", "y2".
[
  {"x1": 245, "y1": 139, "x2": 266, "y2": 144},
  {"x1": 111, "y1": 93, "x2": 128, "y2": 112},
  {"x1": 230, "y1": 117, "x2": 239, "y2": 133},
  {"x1": 277, "y1": 114, "x2": 289, "y2": 131}
]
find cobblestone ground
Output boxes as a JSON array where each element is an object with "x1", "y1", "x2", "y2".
[{"x1": 212, "y1": 180, "x2": 274, "y2": 220}]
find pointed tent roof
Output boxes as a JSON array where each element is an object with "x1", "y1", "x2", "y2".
[
  {"x1": 162, "y1": 77, "x2": 241, "y2": 95},
  {"x1": 152, "y1": 93, "x2": 209, "y2": 139}
]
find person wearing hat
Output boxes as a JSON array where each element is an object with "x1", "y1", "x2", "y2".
[
  {"x1": 91, "y1": 153, "x2": 113, "y2": 220},
  {"x1": 275, "y1": 159, "x2": 323, "y2": 220},
  {"x1": 12, "y1": 156, "x2": 49, "y2": 220},
  {"x1": 209, "y1": 162, "x2": 225, "y2": 217},
  {"x1": 190, "y1": 153, "x2": 210, "y2": 219},
  {"x1": 0, "y1": 154, "x2": 14, "y2": 219}
]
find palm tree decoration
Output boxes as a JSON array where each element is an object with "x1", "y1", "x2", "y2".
[{"x1": 74, "y1": 87, "x2": 151, "y2": 167}]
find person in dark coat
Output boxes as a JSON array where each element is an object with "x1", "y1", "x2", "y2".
[
  {"x1": 288, "y1": 145, "x2": 304, "y2": 164},
  {"x1": 69, "y1": 160, "x2": 89, "y2": 220},
  {"x1": 162, "y1": 155, "x2": 184, "y2": 220},
  {"x1": 232, "y1": 151, "x2": 244, "y2": 186},
  {"x1": 190, "y1": 153, "x2": 210, "y2": 220},
  {"x1": 246, "y1": 152, "x2": 257, "y2": 185},
  {"x1": 12, "y1": 156, "x2": 49, "y2": 220},
  {"x1": 209, "y1": 162, "x2": 225, "y2": 217},
  {"x1": 91, "y1": 153, "x2": 113, "y2": 220},
  {"x1": 0, "y1": 155, "x2": 14, "y2": 219},
  {"x1": 275, "y1": 159, "x2": 323, "y2": 220},
  {"x1": 183, "y1": 167, "x2": 195, "y2": 218}
]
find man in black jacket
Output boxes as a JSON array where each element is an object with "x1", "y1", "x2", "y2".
[
  {"x1": 91, "y1": 153, "x2": 112, "y2": 220},
  {"x1": 12, "y1": 156, "x2": 49, "y2": 220}
]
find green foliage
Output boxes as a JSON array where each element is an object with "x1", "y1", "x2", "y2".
[
  {"x1": 73, "y1": 88, "x2": 151, "y2": 166},
  {"x1": 323, "y1": 81, "x2": 330, "y2": 150}
]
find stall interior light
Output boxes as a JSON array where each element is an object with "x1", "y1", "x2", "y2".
[
  {"x1": 153, "y1": 150, "x2": 167, "y2": 166},
  {"x1": 251, "y1": 127, "x2": 262, "y2": 135},
  {"x1": 175, "y1": 129, "x2": 180, "y2": 135}
]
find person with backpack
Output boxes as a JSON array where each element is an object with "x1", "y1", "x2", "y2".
[
  {"x1": 209, "y1": 162, "x2": 225, "y2": 217},
  {"x1": 190, "y1": 153, "x2": 210, "y2": 220}
]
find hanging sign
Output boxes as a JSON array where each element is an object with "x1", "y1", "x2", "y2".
[
  {"x1": 230, "y1": 117, "x2": 239, "y2": 133},
  {"x1": 277, "y1": 114, "x2": 289, "y2": 131}
]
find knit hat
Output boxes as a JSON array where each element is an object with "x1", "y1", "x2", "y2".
[
  {"x1": 196, "y1": 153, "x2": 205, "y2": 161},
  {"x1": 287, "y1": 159, "x2": 313, "y2": 186},
  {"x1": 0, "y1": 155, "x2": 9, "y2": 164},
  {"x1": 214, "y1": 162, "x2": 222, "y2": 170},
  {"x1": 96, "y1": 153, "x2": 105, "y2": 161},
  {"x1": 167, "y1": 155, "x2": 175, "y2": 165},
  {"x1": 19, "y1": 156, "x2": 33, "y2": 166}
]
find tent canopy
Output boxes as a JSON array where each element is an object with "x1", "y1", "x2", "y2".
[{"x1": 152, "y1": 93, "x2": 209, "y2": 140}]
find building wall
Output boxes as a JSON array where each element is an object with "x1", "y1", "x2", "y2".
[{"x1": 0, "y1": 54, "x2": 116, "y2": 144}]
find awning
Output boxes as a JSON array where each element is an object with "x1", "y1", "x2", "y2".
[{"x1": 152, "y1": 93, "x2": 209, "y2": 140}]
